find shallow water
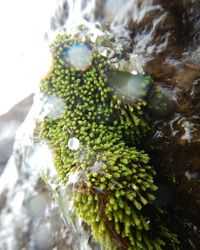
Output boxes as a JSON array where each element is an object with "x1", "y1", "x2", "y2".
[{"x1": 0, "y1": 0, "x2": 200, "y2": 249}]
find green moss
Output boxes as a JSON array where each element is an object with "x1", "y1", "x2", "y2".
[{"x1": 38, "y1": 34, "x2": 179, "y2": 249}]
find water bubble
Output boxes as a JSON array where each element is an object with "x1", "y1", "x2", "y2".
[
  {"x1": 26, "y1": 194, "x2": 48, "y2": 218},
  {"x1": 68, "y1": 43, "x2": 92, "y2": 71},
  {"x1": 68, "y1": 137, "x2": 80, "y2": 151},
  {"x1": 109, "y1": 71, "x2": 151, "y2": 101},
  {"x1": 40, "y1": 95, "x2": 65, "y2": 120}
]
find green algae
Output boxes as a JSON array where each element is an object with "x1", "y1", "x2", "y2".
[{"x1": 37, "y1": 33, "x2": 179, "y2": 249}]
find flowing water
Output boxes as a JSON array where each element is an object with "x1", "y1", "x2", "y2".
[{"x1": 0, "y1": 0, "x2": 200, "y2": 249}]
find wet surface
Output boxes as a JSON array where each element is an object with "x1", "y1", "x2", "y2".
[
  {"x1": 0, "y1": 0, "x2": 200, "y2": 249},
  {"x1": 0, "y1": 95, "x2": 33, "y2": 175},
  {"x1": 0, "y1": 156, "x2": 76, "y2": 250},
  {"x1": 50, "y1": 1, "x2": 200, "y2": 248}
]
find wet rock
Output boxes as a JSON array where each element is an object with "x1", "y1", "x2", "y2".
[
  {"x1": 148, "y1": 84, "x2": 177, "y2": 118},
  {"x1": 154, "y1": 184, "x2": 175, "y2": 209},
  {"x1": 0, "y1": 1, "x2": 200, "y2": 249},
  {"x1": 0, "y1": 95, "x2": 33, "y2": 175},
  {"x1": 0, "y1": 148, "x2": 77, "y2": 250},
  {"x1": 147, "y1": 111, "x2": 200, "y2": 249},
  {"x1": 0, "y1": 112, "x2": 99, "y2": 250},
  {"x1": 190, "y1": 78, "x2": 200, "y2": 106}
]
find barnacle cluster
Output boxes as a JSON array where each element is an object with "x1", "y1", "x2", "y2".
[{"x1": 38, "y1": 34, "x2": 179, "y2": 249}]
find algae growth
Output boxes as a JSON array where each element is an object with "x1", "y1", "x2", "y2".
[{"x1": 38, "y1": 34, "x2": 179, "y2": 249}]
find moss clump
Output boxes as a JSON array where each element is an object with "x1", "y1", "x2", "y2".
[{"x1": 38, "y1": 33, "x2": 179, "y2": 249}]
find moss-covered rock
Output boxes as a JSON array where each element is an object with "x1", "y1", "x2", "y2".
[{"x1": 37, "y1": 33, "x2": 179, "y2": 249}]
